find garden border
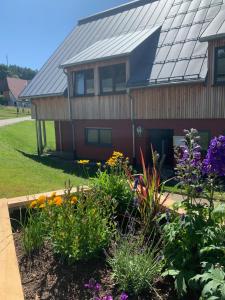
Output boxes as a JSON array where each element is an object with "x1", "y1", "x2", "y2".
[{"x1": 0, "y1": 188, "x2": 181, "y2": 299}]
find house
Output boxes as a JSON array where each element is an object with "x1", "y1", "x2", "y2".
[
  {"x1": 0, "y1": 77, "x2": 28, "y2": 106},
  {"x1": 20, "y1": 0, "x2": 225, "y2": 165}
]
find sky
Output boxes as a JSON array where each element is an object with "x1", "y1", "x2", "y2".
[{"x1": 0, "y1": 0, "x2": 129, "y2": 70}]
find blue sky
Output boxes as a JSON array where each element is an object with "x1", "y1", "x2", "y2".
[{"x1": 0, "y1": 0, "x2": 128, "y2": 70}]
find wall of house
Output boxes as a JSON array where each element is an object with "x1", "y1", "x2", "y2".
[{"x1": 31, "y1": 96, "x2": 69, "y2": 120}]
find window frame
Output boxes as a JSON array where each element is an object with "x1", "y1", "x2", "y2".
[
  {"x1": 85, "y1": 127, "x2": 112, "y2": 147},
  {"x1": 99, "y1": 63, "x2": 127, "y2": 95},
  {"x1": 73, "y1": 69, "x2": 95, "y2": 97},
  {"x1": 214, "y1": 46, "x2": 225, "y2": 86}
]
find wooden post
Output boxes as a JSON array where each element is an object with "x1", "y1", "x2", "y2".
[
  {"x1": 35, "y1": 120, "x2": 40, "y2": 156},
  {"x1": 42, "y1": 121, "x2": 47, "y2": 149},
  {"x1": 59, "y1": 120, "x2": 63, "y2": 152},
  {"x1": 37, "y1": 121, "x2": 43, "y2": 155}
]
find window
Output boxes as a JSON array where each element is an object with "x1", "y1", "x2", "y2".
[
  {"x1": 199, "y1": 130, "x2": 210, "y2": 151},
  {"x1": 85, "y1": 128, "x2": 112, "y2": 146},
  {"x1": 214, "y1": 46, "x2": 225, "y2": 85},
  {"x1": 73, "y1": 69, "x2": 94, "y2": 96},
  {"x1": 99, "y1": 64, "x2": 126, "y2": 94}
]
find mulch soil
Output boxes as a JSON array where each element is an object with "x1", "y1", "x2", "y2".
[{"x1": 14, "y1": 231, "x2": 177, "y2": 300}]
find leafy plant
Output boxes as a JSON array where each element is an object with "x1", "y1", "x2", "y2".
[
  {"x1": 190, "y1": 263, "x2": 225, "y2": 300},
  {"x1": 125, "y1": 147, "x2": 170, "y2": 232},
  {"x1": 107, "y1": 233, "x2": 163, "y2": 296},
  {"x1": 49, "y1": 189, "x2": 116, "y2": 263}
]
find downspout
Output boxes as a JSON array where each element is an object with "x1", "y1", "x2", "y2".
[
  {"x1": 127, "y1": 59, "x2": 136, "y2": 164},
  {"x1": 63, "y1": 69, "x2": 76, "y2": 156}
]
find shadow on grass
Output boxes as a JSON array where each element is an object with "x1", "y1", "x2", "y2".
[{"x1": 16, "y1": 150, "x2": 97, "y2": 179}]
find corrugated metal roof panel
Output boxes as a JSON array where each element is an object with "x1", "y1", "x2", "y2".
[{"x1": 20, "y1": 0, "x2": 225, "y2": 98}]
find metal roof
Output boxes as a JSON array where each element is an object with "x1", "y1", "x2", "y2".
[
  {"x1": 20, "y1": 0, "x2": 225, "y2": 98},
  {"x1": 60, "y1": 26, "x2": 161, "y2": 67},
  {"x1": 200, "y1": 4, "x2": 225, "y2": 41}
]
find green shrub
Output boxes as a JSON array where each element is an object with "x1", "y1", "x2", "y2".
[
  {"x1": 92, "y1": 170, "x2": 134, "y2": 217},
  {"x1": 49, "y1": 190, "x2": 116, "y2": 263},
  {"x1": 107, "y1": 234, "x2": 163, "y2": 296}
]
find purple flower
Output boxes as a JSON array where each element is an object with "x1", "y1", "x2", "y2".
[
  {"x1": 120, "y1": 292, "x2": 128, "y2": 300},
  {"x1": 202, "y1": 135, "x2": 225, "y2": 177},
  {"x1": 102, "y1": 296, "x2": 113, "y2": 300},
  {"x1": 84, "y1": 278, "x2": 101, "y2": 292}
]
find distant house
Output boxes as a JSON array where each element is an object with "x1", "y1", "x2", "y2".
[
  {"x1": 0, "y1": 77, "x2": 28, "y2": 106},
  {"x1": 20, "y1": 0, "x2": 225, "y2": 165}
]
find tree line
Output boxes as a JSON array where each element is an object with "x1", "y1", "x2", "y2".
[{"x1": 0, "y1": 64, "x2": 38, "y2": 80}]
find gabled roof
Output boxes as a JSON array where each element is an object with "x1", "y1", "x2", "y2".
[
  {"x1": 200, "y1": 4, "x2": 225, "y2": 41},
  {"x1": 7, "y1": 77, "x2": 28, "y2": 99},
  {"x1": 20, "y1": 0, "x2": 225, "y2": 99},
  {"x1": 61, "y1": 26, "x2": 161, "y2": 67}
]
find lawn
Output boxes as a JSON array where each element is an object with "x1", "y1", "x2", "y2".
[
  {"x1": 0, "y1": 105, "x2": 30, "y2": 120},
  {"x1": 0, "y1": 121, "x2": 87, "y2": 198}
]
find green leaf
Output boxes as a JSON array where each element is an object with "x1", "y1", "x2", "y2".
[
  {"x1": 162, "y1": 269, "x2": 180, "y2": 277},
  {"x1": 175, "y1": 272, "x2": 187, "y2": 297}
]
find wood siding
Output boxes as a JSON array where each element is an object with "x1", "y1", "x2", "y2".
[
  {"x1": 71, "y1": 94, "x2": 130, "y2": 119},
  {"x1": 32, "y1": 38, "x2": 225, "y2": 121},
  {"x1": 31, "y1": 97, "x2": 69, "y2": 120}
]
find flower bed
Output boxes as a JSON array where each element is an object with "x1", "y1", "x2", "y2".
[{"x1": 9, "y1": 133, "x2": 225, "y2": 299}]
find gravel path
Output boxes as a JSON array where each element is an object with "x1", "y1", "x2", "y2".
[{"x1": 0, "y1": 116, "x2": 31, "y2": 127}]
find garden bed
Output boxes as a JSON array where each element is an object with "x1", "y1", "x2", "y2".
[{"x1": 13, "y1": 230, "x2": 176, "y2": 300}]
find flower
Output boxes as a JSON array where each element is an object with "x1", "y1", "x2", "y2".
[
  {"x1": 102, "y1": 296, "x2": 113, "y2": 300},
  {"x1": 96, "y1": 162, "x2": 101, "y2": 167},
  {"x1": 77, "y1": 160, "x2": 90, "y2": 165},
  {"x1": 202, "y1": 135, "x2": 225, "y2": 177},
  {"x1": 120, "y1": 292, "x2": 128, "y2": 300},
  {"x1": 39, "y1": 203, "x2": 46, "y2": 209},
  {"x1": 51, "y1": 192, "x2": 56, "y2": 198},
  {"x1": 106, "y1": 151, "x2": 124, "y2": 167},
  {"x1": 71, "y1": 196, "x2": 78, "y2": 205},
  {"x1": 84, "y1": 278, "x2": 101, "y2": 291},
  {"x1": 54, "y1": 196, "x2": 63, "y2": 206},
  {"x1": 37, "y1": 195, "x2": 47, "y2": 204},
  {"x1": 29, "y1": 200, "x2": 37, "y2": 208}
]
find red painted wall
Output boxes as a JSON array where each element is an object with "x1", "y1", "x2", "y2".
[{"x1": 55, "y1": 119, "x2": 225, "y2": 162}]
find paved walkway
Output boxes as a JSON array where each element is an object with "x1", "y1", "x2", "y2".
[{"x1": 0, "y1": 116, "x2": 31, "y2": 127}]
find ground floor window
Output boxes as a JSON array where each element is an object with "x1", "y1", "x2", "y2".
[{"x1": 85, "y1": 128, "x2": 112, "y2": 146}]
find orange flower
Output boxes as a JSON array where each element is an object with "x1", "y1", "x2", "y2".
[
  {"x1": 37, "y1": 195, "x2": 47, "y2": 204},
  {"x1": 54, "y1": 196, "x2": 63, "y2": 206},
  {"x1": 29, "y1": 200, "x2": 37, "y2": 209},
  {"x1": 71, "y1": 196, "x2": 78, "y2": 205}
]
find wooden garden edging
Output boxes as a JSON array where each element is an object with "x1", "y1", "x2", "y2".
[{"x1": 0, "y1": 186, "x2": 88, "y2": 300}]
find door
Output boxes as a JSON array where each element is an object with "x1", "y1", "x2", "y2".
[{"x1": 149, "y1": 129, "x2": 174, "y2": 167}]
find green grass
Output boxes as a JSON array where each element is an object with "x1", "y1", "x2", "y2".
[
  {"x1": 0, "y1": 105, "x2": 30, "y2": 120},
  {"x1": 0, "y1": 121, "x2": 87, "y2": 198}
]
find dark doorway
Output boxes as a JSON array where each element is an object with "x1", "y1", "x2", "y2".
[{"x1": 148, "y1": 129, "x2": 174, "y2": 167}]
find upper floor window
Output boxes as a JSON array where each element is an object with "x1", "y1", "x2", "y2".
[
  {"x1": 73, "y1": 69, "x2": 94, "y2": 96},
  {"x1": 99, "y1": 64, "x2": 126, "y2": 95},
  {"x1": 214, "y1": 46, "x2": 225, "y2": 85}
]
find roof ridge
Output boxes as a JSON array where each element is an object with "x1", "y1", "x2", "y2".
[{"x1": 78, "y1": 0, "x2": 154, "y2": 25}]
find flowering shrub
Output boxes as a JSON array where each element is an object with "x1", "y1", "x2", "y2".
[{"x1": 162, "y1": 129, "x2": 225, "y2": 298}]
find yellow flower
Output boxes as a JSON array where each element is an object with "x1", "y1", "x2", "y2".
[
  {"x1": 96, "y1": 162, "x2": 101, "y2": 167},
  {"x1": 29, "y1": 200, "x2": 37, "y2": 208},
  {"x1": 50, "y1": 192, "x2": 56, "y2": 198},
  {"x1": 48, "y1": 199, "x2": 54, "y2": 206},
  {"x1": 77, "y1": 160, "x2": 90, "y2": 165},
  {"x1": 37, "y1": 195, "x2": 47, "y2": 204},
  {"x1": 39, "y1": 203, "x2": 46, "y2": 209},
  {"x1": 54, "y1": 196, "x2": 63, "y2": 206},
  {"x1": 71, "y1": 196, "x2": 78, "y2": 205}
]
